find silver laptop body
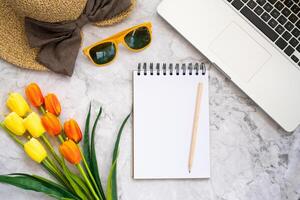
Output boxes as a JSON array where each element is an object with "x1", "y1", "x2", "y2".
[{"x1": 157, "y1": 0, "x2": 300, "y2": 132}]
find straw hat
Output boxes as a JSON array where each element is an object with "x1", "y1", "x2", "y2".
[{"x1": 0, "y1": 0, "x2": 135, "y2": 72}]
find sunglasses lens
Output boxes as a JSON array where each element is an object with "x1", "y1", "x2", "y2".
[
  {"x1": 89, "y1": 42, "x2": 116, "y2": 65},
  {"x1": 124, "y1": 26, "x2": 151, "y2": 50}
]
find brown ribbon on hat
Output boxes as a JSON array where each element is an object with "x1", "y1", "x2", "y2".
[{"x1": 24, "y1": 0, "x2": 131, "y2": 76}]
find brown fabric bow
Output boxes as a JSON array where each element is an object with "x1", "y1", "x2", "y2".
[{"x1": 24, "y1": 0, "x2": 131, "y2": 76}]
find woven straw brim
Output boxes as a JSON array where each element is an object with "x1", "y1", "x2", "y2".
[{"x1": 0, "y1": 0, "x2": 135, "y2": 71}]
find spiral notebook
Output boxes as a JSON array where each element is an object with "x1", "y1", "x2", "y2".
[{"x1": 133, "y1": 63, "x2": 210, "y2": 179}]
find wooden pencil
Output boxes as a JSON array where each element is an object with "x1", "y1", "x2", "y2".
[{"x1": 188, "y1": 83, "x2": 204, "y2": 173}]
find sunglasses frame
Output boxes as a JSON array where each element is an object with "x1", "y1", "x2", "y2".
[{"x1": 83, "y1": 22, "x2": 152, "y2": 66}]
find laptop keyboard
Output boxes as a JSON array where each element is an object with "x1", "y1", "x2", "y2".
[{"x1": 227, "y1": 0, "x2": 300, "y2": 67}]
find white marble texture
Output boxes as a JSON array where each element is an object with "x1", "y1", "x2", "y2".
[{"x1": 0, "y1": 0, "x2": 299, "y2": 199}]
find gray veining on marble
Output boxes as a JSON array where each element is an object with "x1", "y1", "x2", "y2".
[{"x1": 0, "y1": 0, "x2": 299, "y2": 199}]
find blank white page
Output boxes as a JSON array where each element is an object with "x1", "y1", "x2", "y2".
[{"x1": 133, "y1": 65, "x2": 210, "y2": 179}]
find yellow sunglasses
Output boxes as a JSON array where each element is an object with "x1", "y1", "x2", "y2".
[{"x1": 83, "y1": 22, "x2": 152, "y2": 66}]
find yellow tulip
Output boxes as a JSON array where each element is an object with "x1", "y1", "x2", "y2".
[
  {"x1": 6, "y1": 93, "x2": 31, "y2": 117},
  {"x1": 24, "y1": 138, "x2": 47, "y2": 163},
  {"x1": 23, "y1": 112, "x2": 45, "y2": 138},
  {"x1": 3, "y1": 112, "x2": 26, "y2": 136}
]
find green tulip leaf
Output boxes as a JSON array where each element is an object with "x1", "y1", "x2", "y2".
[
  {"x1": 83, "y1": 103, "x2": 92, "y2": 169},
  {"x1": 90, "y1": 106, "x2": 106, "y2": 199},
  {"x1": 0, "y1": 173, "x2": 80, "y2": 200},
  {"x1": 106, "y1": 159, "x2": 117, "y2": 200},
  {"x1": 106, "y1": 114, "x2": 131, "y2": 200}
]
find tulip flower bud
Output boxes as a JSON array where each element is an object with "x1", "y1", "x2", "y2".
[
  {"x1": 44, "y1": 93, "x2": 61, "y2": 116},
  {"x1": 25, "y1": 83, "x2": 44, "y2": 107},
  {"x1": 3, "y1": 112, "x2": 26, "y2": 136},
  {"x1": 64, "y1": 119, "x2": 82, "y2": 143},
  {"x1": 23, "y1": 112, "x2": 45, "y2": 138},
  {"x1": 6, "y1": 93, "x2": 31, "y2": 117},
  {"x1": 24, "y1": 138, "x2": 47, "y2": 163},
  {"x1": 59, "y1": 140, "x2": 81, "y2": 164},
  {"x1": 41, "y1": 112, "x2": 62, "y2": 137}
]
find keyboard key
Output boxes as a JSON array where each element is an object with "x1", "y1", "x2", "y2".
[
  {"x1": 291, "y1": 28, "x2": 300, "y2": 37},
  {"x1": 285, "y1": 21, "x2": 294, "y2": 30},
  {"x1": 275, "y1": 24, "x2": 285, "y2": 34},
  {"x1": 283, "y1": 31, "x2": 292, "y2": 40},
  {"x1": 291, "y1": 55, "x2": 299, "y2": 63},
  {"x1": 241, "y1": 6, "x2": 279, "y2": 41},
  {"x1": 285, "y1": 45, "x2": 295, "y2": 55},
  {"x1": 262, "y1": 12, "x2": 271, "y2": 21},
  {"x1": 254, "y1": 6, "x2": 264, "y2": 15},
  {"x1": 268, "y1": 18, "x2": 278, "y2": 27},
  {"x1": 247, "y1": 0, "x2": 257, "y2": 9},
  {"x1": 276, "y1": 37, "x2": 288, "y2": 49},
  {"x1": 291, "y1": 5, "x2": 300, "y2": 14},
  {"x1": 288, "y1": 14, "x2": 298, "y2": 23},
  {"x1": 297, "y1": 44, "x2": 300, "y2": 52},
  {"x1": 271, "y1": 9, "x2": 280, "y2": 18},
  {"x1": 257, "y1": 0, "x2": 266, "y2": 6},
  {"x1": 296, "y1": 20, "x2": 300, "y2": 29},
  {"x1": 289, "y1": 37, "x2": 299, "y2": 47},
  {"x1": 264, "y1": 3, "x2": 273, "y2": 12},
  {"x1": 267, "y1": 0, "x2": 277, "y2": 4},
  {"x1": 232, "y1": 0, "x2": 244, "y2": 10},
  {"x1": 275, "y1": 1, "x2": 284, "y2": 10},
  {"x1": 282, "y1": 8, "x2": 291, "y2": 17},
  {"x1": 228, "y1": 0, "x2": 233, "y2": 2},
  {"x1": 284, "y1": 0, "x2": 293, "y2": 7},
  {"x1": 278, "y1": 15, "x2": 287, "y2": 24}
]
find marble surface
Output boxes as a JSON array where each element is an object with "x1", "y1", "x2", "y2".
[{"x1": 0, "y1": 0, "x2": 299, "y2": 199}]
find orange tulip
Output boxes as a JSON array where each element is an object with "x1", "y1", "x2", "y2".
[
  {"x1": 59, "y1": 140, "x2": 82, "y2": 164},
  {"x1": 25, "y1": 83, "x2": 44, "y2": 107},
  {"x1": 44, "y1": 93, "x2": 61, "y2": 116},
  {"x1": 64, "y1": 119, "x2": 82, "y2": 143},
  {"x1": 41, "y1": 112, "x2": 62, "y2": 136}
]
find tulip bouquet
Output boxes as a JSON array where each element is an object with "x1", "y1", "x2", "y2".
[{"x1": 0, "y1": 83, "x2": 130, "y2": 200}]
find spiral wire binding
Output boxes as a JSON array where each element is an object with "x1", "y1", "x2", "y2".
[{"x1": 137, "y1": 63, "x2": 206, "y2": 76}]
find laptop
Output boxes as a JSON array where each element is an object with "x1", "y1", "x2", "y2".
[{"x1": 157, "y1": 0, "x2": 300, "y2": 132}]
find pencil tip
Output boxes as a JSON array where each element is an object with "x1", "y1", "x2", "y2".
[{"x1": 189, "y1": 169, "x2": 191, "y2": 173}]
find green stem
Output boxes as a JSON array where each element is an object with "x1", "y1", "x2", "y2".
[
  {"x1": 60, "y1": 130, "x2": 67, "y2": 141},
  {"x1": 78, "y1": 144, "x2": 103, "y2": 198},
  {"x1": 77, "y1": 164, "x2": 100, "y2": 200},
  {"x1": 41, "y1": 161, "x2": 64, "y2": 183},
  {"x1": 58, "y1": 134, "x2": 65, "y2": 143},
  {"x1": 41, "y1": 134, "x2": 63, "y2": 167},
  {"x1": 42, "y1": 158, "x2": 73, "y2": 192},
  {"x1": 45, "y1": 157, "x2": 57, "y2": 169},
  {"x1": 0, "y1": 123, "x2": 24, "y2": 147},
  {"x1": 39, "y1": 106, "x2": 46, "y2": 114},
  {"x1": 45, "y1": 157, "x2": 64, "y2": 176}
]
